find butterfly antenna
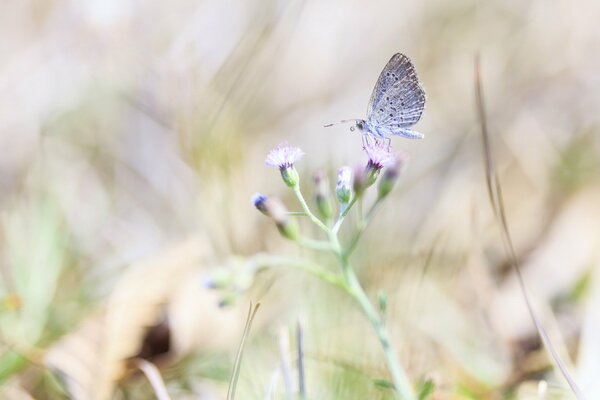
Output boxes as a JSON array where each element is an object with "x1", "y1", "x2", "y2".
[{"x1": 323, "y1": 119, "x2": 361, "y2": 128}]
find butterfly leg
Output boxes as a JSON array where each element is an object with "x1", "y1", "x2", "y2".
[{"x1": 361, "y1": 133, "x2": 371, "y2": 148}]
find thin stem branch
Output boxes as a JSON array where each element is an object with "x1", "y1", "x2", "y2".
[
  {"x1": 332, "y1": 196, "x2": 359, "y2": 234},
  {"x1": 345, "y1": 198, "x2": 383, "y2": 257},
  {"x1": 248, "y1": 254, "x2": 346, "y2": 291},
  {"x1": 293, "y1": 187, "x2": 329, "y2": 233},
  {"x1": 298, "y1": 237, "x2": 333, "y2": 251}
]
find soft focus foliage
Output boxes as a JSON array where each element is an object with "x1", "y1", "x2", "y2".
[{"x1": 1, "y1": 0, "x2": 599, "y2": 399}]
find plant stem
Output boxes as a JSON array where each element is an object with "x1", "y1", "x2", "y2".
[
  {"x1": 332, "y1": 196, "x2": 359, "y2": 234},
  {"x1": 328, "y1": 232, "x2": 415, "y2": 400},
  {"x1": 344, "y1": 269, "x2": 415, "y2": 400},
  {"x1": 298, "y1": 237, "x2": 333, "y2": 251},
  {"x1": 344, "y1": 198, "x2": 383, "y2": 257},
  {"x1": 289, "y1": 188, "x2": 415, "y2": 399},
  {"x1": 248, "y1": 254, "x2": 346, "y2": 291},
  {"x1": 293, "y1": 187, "x2": 329, "y2": 233}
]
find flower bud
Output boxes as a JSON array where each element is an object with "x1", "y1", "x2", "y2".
[
  {"x1": 252, "y1": 194, "x2": 300, "y2": 240},
  {"x1": 336, "y1": 166, "x2": 353, "y2": 204},
  {"x1": 252, "y1": 193, "x2": 270, "y2": 215},
  {"x1": 268, "y1": 197, "x2": 301, "y2": 241},
  {"x1": 218, "y1": 292, "x2": 238, "y2": 308},
  {"x1": 364, "y1": 164, "x2": 380, "y2": 188},
  {"x1": 201, "y1": 268, "x2": 231, "y2": 290},
  {"x1": 378, "y1": 156, "x2": 407, "y2": 199},
  {"x1": 280, "y1": 166, "x2": 300, "y2": 188},
  {"x1": 352, "y1": 164, "x2": 369, "y2": 197},
  {"x1": 313, "y1": 171, "x2": 333, "y2": 219}
]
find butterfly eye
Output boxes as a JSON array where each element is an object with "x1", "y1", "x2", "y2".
[{"x1": 350, "y1": 126, "x2": 355, "y2": 132}]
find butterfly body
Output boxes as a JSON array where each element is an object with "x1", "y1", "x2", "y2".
[{"x1": 354, "y1": 119, "x2": 424, "y2": 140}]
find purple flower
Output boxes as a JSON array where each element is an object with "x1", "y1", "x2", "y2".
[
  {"x1": 265, "y1": 142, "x2": 305, "y2": 169},
  {"x1": 265, "y1": 142, "x2": 304, "y2": 188},
  {"x1": 363, "y1": 140, "x2": 398, "y2": 170}
]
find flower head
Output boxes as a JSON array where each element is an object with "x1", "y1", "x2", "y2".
[
  {"x1": 265, "y1": 142, "x2": 305, "y2": 169},
  {"x1": 265, "y1": 142, "x2": 304, "y2": 188},
  {"x1": 355, "y1": 140, "x2": 400, "y2": 191},
  {"x1": 363, "y1": 140, "x2": 398, "y2": 170}
]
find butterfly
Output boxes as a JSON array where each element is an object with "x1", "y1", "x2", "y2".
[{"x1": 325, "y1": 53, "x2": 426, "y2": 140}]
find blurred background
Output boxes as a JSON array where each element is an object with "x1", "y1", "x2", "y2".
[{"x1": 1, "y1": 0, "x2": 600, "y2": 398}]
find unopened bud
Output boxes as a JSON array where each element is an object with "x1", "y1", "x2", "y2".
[
  {"x1": 252, "y1": 194, "x2": 300, "y2": 240},
  {"x1": 268, "y1": 197, "x2": 301, "y2": 241},
  {"x1": 201, "y1": 268, "x2": 231, "y2": 290},
  {"x1": 252, "y1": 193, "x2": 270, "y2": 215},
  {"x1": 336, "y1": 166, "x2": 353, "y2": 203},
  {"x1": 218, "y1": 292, "x2": 238, "y2": 308},
  {"x1": 313, "y1": 171, "x2": 333, "y2": 219},
  {"x1": 378, "y1": 156, "x2": 407, "y2": 199},
  {"x1": 352, "y1": 164, "x2": 369, "y2": 197}
]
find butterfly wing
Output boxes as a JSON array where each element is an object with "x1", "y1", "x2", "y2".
[{"x1": 366, "y1": 53, "x2": 426, "y2": 136}]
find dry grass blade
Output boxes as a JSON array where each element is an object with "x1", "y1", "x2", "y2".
[
  {"x1": 297, "y1": 322, "x2": 306, "y2": 400},
  {"x1": 134, "y1": 359, "x2": 172, "y2": 400},
  {"x1": 474, "y1": 54, "x2": 586, "y2": 399},
  {"x1": 227, "y1": 302, "x2": 261, "y2": 400}
]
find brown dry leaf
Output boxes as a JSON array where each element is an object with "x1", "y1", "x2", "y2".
[{"x1": 45, "y1": 236, "x2": 212, "y2": 400}]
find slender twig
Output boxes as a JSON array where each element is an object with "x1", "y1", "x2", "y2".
[
  {"x1": 475, "y1": 54, "x2": 585, "y2": 399},
  {"x1": 134, "y1": 359, "x2": 172, "y2": 400}
]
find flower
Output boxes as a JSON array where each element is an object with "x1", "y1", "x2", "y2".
[
  {"x1": 265, "y1": 142, "x2": 305, "y2": 188},
  {"x1": 363, "y1": 140, "x2": 398, "y2": 170},
  {"x1": 358, "y1": 140, "x2": 400, "y2": 190},
  {"x1": 336, "y1": 166, "x2": 353, "y2": 203},
  {"x1": 265, "y1": 142, "x2": 305, "y2": 168}
]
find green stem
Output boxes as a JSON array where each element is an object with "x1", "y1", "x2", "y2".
[
  {"x1": 345, "y1": 198, "x2": 383, "y2": 257},
  {"x1": 286, "y1": 188, "x2": 415, "y2": 399},
  {"x1": 248, "y1": 254, "x2": 346, "y2": 291},
  {"x1": 328, "y1": 232, "x2": 415, "y2": 400},
  {"x1": 344, "y1": 270, "x2": 415, "y2": 400},
  {"x1": 293, "y1": 187, "x2": 329, "y2": 233},
  {"x1": 298, "y1": 237, "x2": 333, "y2": 252},
  {"x1": 332, "y1": 196, "x2": 359, "y2": 234}
]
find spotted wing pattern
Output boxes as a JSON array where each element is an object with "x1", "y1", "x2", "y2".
[{"x1": 366, "y1": 53, "x2": 426, "y2": 135}]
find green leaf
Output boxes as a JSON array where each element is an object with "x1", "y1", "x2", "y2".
[{"x1": 418, "y1": 379, "x2": 435, "y2": 400}]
